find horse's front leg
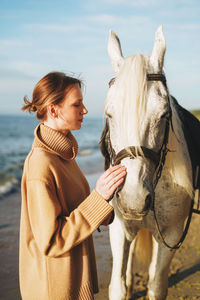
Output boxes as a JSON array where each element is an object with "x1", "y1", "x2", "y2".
[
  {"x1": 148, "y1": 236, "x2": 175, "y2": 300},
  {"x1": 109, "y1": 216, "x2": 131, "y2": 300},
  {"x1": 126, "y1": 238, "x2": 137, "y2": 299}
]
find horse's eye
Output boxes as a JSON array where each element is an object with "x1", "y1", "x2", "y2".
[
  {"x1": 105, "y1": 112, "x2": 112, "y2": 119},
  {"x1": 109, "y1": 78, "x2": 116, "y2": 87},
  {"x1": 160, "y1": 112, "x2": 169, "y2": 119}
]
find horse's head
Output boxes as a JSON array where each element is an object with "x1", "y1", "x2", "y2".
[{"x1": 105, "y1": 26, "x2": 171, "y2": 220}]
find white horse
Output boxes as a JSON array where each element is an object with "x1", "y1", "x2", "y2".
[{"x1": 102, "y1": 26, "x2": 194, "y2": 300}]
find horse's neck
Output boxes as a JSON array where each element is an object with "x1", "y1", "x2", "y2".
[{"x1": 164, "y1": 98, "x2": 193, "y2": 198}]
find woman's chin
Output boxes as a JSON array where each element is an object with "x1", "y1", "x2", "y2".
[{"x1": 71, "y1": 124, "x2": 82, "y2": 131}]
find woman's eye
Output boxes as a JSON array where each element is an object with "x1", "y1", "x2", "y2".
[{"x1": 74, "y1": 104, "x2": 81, "y2": 107}]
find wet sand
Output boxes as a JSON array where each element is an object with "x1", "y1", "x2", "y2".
[
  {"x1": 0, "y1": 192, "x2": 21, "y2": 300},
  {"x1": 93, "y1": 227, "x2": 112, "y2": 300},
  {"x1": 1, "y1": 191, "x2": 200, "y2": 300}
]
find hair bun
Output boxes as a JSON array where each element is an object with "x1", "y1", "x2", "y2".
[
  {"x1": 21, "y1": 96, "x2": 37, "y2": 112},
  {"x1": 30, "y1": 104, "x2": 37, "y2": 112}
]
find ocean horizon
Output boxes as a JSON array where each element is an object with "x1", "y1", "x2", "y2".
[{"x1": 0, "y1": 114, "x2": 105, "y2": 197}]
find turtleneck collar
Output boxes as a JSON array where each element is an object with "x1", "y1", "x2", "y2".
[{"x1": 33, "y1": 123, "x2": 78, "y2": 160}]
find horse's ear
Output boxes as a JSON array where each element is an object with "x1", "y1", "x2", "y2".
[
  {"x1": 108, "y1": 30, "x2": 124, "y2": 75},
  {"x1": 150, "y1": 25, "x2": 166, "y2": 72}
]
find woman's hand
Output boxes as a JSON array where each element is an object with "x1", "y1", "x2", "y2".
[{"x1": 95, "y1": 165, "x2": 126, "y2": 201}]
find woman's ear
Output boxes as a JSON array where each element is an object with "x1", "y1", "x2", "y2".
[{"x1": 47, "y1": 104, "x2": 58, "y2": 118}]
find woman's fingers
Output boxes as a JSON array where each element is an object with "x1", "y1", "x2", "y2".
[
  {"x1": 109, "y1": 177, "x2": 124, "y2": 194},
  {"x1": 95, "y1": 165, "x2": 126, "y2": 201},
  {"x1": 103, "y1": 165, "x2": 124, "y2": 179},
  {"x1": 106, "y1": 168, "x2": 126, "y2": 187}
]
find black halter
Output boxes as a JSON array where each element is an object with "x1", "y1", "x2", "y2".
[{"x1": 100, "y1": 73, "x2": 194, "y2": 250}]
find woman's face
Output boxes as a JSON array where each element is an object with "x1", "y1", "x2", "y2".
[{"x1": 57, "y1": 84, "x2": 88, "y2": 132}]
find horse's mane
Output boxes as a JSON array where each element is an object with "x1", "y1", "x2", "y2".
[{"x1": 105, "y1": 54, "x2": 147, "y2": 147}]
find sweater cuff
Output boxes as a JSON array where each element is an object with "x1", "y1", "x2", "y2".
[{"x1": 78, "y1": 189, "x2": 113, "y2": 228}]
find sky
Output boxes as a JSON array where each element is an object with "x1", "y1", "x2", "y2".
[{"x1": 0, "y1": 0, "x2": 199, "y2": 117}]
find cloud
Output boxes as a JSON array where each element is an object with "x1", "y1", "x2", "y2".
[
  {"x1": 0, "y1": 39, "x2": 30, "y2": 47},
  {"x1": 166, "y1": 22, "x2": 200, "y2": 31},
  {"x1": 0, "y1": 77, "x2": 33, "y2": 94},
  {"x1": 0, "y1": 59, "x2": 48, "y2": 79},
  {"x1": 9, "y1": 60, "x2": 47, "y2": 77},
  {"x1": 0, "y1": 38, "x2": 32, "y2": 57},
  {"x1": 103, "y1": 0, "x2": 163, "y2": 6},
  {"x1": 23, "y1": 23, "x2": 86, "y2": 33},
  {"x1": 23, "y1": 14, "x2": 150, "y2": 35},
  {"x1": 179, "y1": 0, "x2": 200, "y2": 5},
  {"x1": 84, "y1": 0, "x2": 164, "y2": 10},
  {"x1": 85, "y1": 0, "x2": 199, "y2": 10},
  {"x1": 22, "y1": 16, "x2": 107, "y2": 35},
  {"x1": 85, "y1": 14, "x2": 149, "y2": 26}
]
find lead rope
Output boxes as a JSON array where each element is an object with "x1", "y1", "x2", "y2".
[
  {"x1": 193, "y1": 165, "x2": 200, "y2": 215},
  {"x1": 153, "y1": 199, "x2": 194, "y2": 250}
]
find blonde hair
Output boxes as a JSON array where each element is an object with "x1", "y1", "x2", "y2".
[{"x1": 22, "y1": 72, "x2": 82, "y2": 120}]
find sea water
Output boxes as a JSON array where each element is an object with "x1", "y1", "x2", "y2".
[{"x1": 0, "y1": 115, "x2": 105, "y2": 197}]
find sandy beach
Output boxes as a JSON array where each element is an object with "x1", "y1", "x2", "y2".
[
  {"x1": 1, "y1": 190, "x2": 200, "y2": 300},
  {"x1": 0, "y1": 192, "x2": 21, "y2": 300}
]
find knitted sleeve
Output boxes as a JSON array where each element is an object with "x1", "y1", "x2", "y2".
[{"x1": 26, "y1": 180, "x2": 113, "y2": 257}]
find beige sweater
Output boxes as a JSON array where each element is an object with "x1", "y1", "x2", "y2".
[{"x1": 20, "y1": 124, "x2": 113, "y2": 300}]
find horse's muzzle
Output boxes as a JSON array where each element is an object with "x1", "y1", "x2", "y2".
[{"x1": 116, "y1": 193, "x2": 153, "y2": 221}]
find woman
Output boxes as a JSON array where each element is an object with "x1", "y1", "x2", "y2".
[{"x1": 20, "y1": 71, "x2": 126, "y2": 300}]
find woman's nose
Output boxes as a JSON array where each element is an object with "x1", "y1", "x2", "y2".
[{"x1": 82, "y1": 105, "x2": 88, "y2": 115}]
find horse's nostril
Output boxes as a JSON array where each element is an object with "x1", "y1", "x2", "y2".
[{"x1": 145, "y1": 194, "x2": 152, "y2": 210}]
